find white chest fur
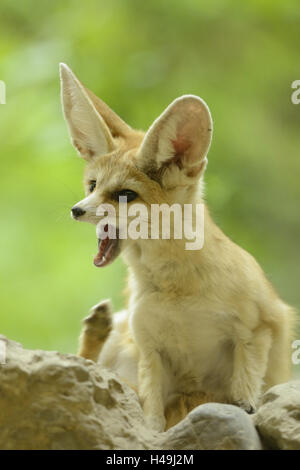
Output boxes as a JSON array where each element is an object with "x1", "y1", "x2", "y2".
[{"x1": 130, "y1": 285, "x2": 235, "y2": 399}]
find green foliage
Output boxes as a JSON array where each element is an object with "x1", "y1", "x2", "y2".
[{"x1": 0, "y1": 0, "x2": 299, "y2": 354}]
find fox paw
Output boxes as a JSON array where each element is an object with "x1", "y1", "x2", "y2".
[
  {"x1": 82, "y1": 299, "x2": 112, "y2": 339},
  {"x1": 233, "y1": 399, "x2": 256, "y2": 414}
]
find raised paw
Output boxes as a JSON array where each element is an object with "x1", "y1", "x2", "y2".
[
  {"x1": 82, "y1": 299, "x2": 112, "y2": 340},
  {"x1": 78, "y1": 299, "x2": 113, "y2": 361}
]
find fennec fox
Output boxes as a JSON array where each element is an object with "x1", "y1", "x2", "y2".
[{"x1": 60, "y1": 63, "x2": 295, "y2": 432}]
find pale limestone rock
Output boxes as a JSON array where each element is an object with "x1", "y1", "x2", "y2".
[
  {"x1": 162, "y1": 403, "x2": 262, "y2": 450},
  {"x1": 254, "y1": 381, "x2": 300, "y2": 450},
  {"x1": 0, "y1": 335, "x2": 263, "y2": 450},
  {"x1": 0, "y1": 335, "x2": 154, "y2": 450}
]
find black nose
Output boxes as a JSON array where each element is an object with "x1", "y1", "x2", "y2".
[{"x1": 71, "y1": 206, "x2": 86, "y2": 218}]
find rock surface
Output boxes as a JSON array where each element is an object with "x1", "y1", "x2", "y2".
[
  {"x1": 0, "y1": 335, "x2": 155, "y2": 450},
  {"x1": 254, "y1": 381, "x2": 300, "y2": 450},
  {"x1": 0, "y1": 335, "x2": 265, "y2": 450},
  {"x1": 162, "y1": 403, "x2": 262, "y2": 450}
]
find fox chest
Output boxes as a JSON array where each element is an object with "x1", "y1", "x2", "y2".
[{"x1": 130, "y1": 295, "x2": 233, "y2": 382}]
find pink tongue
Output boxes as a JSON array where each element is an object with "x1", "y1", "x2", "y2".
[{"x1": 93, "y1": 237, "x2": 109, "y2": 267}]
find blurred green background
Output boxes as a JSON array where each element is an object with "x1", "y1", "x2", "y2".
[{"x1": 0, "y1": 1, "x2": 299, "y2": 367}]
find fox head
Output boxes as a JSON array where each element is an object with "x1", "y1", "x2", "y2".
[{"x1": 60, "y1": 63, "x2": 213, "y2": 267}]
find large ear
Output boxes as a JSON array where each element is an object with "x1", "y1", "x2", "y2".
[
  {"x1": 60, "y1": 63, "x2": 117, "y2": 160},
  {"x1": 83, "y1": 85, "x2": 132, "y2": 139},
  {"x1": 137, "y1": 95, "x2": 212, "y2": 182}
]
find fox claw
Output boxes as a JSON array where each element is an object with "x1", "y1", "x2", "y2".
[{"x1": 234, "y1": 399, "x2": 256, "y2": 414}]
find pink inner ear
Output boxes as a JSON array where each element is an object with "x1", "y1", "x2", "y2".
[
  {"x1": 172, "y1": 135, "x2": 191, "y2": 156},
  {"x1": 170, "y1": 134, "x2": 192, "y2": 170}
]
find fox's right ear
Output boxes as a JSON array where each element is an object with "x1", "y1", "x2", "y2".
[
  {"x1": 60, "y1": 63, "x2": 115, "y2": 160},
  {"x1": 137, "y1": 95, "x2": 212, "y2": 185}
]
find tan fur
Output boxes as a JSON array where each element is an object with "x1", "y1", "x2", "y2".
[
  {"x1": 77, "y1": 300, "x2": 112, "y2": 361},
  {"x1": 60, "y1": 64, "x2": 296, "y2": 432}
]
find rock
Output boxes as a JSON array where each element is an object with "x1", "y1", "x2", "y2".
[
  {"x1": 253, "y1": 381, "x2": 300, "y2": 450},
  {"x1": 162, "y1": 403, "x2": 262, "y2": 450},
  {"x1": 0, "y1": 335, "x2": 155, "y2": 450},
  {"x1": 0, "y1": 335, "x2": 263, "y2": 450}
]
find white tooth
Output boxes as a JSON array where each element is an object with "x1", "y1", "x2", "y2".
[{"x1": 103, "y1": 255, "x2": 106, "y2": 262}]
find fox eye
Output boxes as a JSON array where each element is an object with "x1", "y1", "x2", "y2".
[
  {"x1": 89, "y1": 180, "x2": 96, "y2": 193},
  {"x1": 113, "y1": 189, "x2": 138, "y2": 202}
]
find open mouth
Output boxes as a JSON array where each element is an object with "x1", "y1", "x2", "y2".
[{"x1": 93, "y1": 224, "x2": 120, "y2": 268}]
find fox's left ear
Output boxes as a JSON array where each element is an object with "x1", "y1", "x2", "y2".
[
  {"x1": 60, "y1": 63, "x2": 116, "y2": 160},
  {"x1": 60, "y1": 63, "x2": 133, "y2": 160},
  {"x1": 137, "y1": 95, "x2": 212, "y2": 183}
]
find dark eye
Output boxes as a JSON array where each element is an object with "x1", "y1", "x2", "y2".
[
  {"x1": 113, "y1": 189, "x2": 138, "y2": 202},
  {"x1": 89, "y1": 180, "x2": 96, "y2": 193}
]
